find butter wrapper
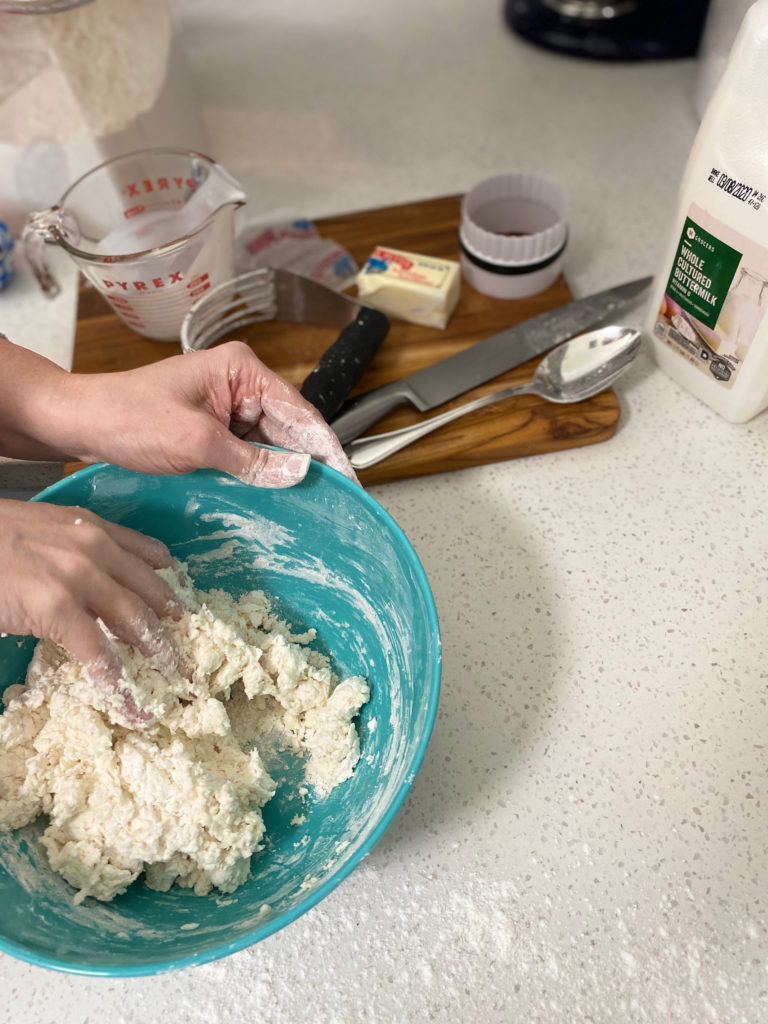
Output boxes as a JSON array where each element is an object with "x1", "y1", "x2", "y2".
[
  {"x1": 236, "y1": 218, "x2": 358, "y2": 291},
  {"x1": 356, "y1": 246, "x2": 460, "y2": 329}
]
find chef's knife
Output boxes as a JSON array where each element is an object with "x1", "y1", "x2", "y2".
[{"x1": 330, "y1": 276, "x2": 652, "y2": 444}]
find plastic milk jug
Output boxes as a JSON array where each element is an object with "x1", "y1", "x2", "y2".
[{"x1": 645, "y1": 0, "x2": 768, "y2": 422}]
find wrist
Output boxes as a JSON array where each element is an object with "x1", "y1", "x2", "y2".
[{"x1": 0, "y1": 337, "x2": 79, "y2": 458}]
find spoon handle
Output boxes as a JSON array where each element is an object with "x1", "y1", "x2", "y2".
[{"x1": 345, "y1": 381, "x2": 534, "y2": 469}]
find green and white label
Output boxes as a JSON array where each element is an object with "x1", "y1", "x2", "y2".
[{"x1": 665, "y1": 217, "x2": 742, "y2": 328}]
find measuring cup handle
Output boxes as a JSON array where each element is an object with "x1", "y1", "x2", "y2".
[{"x1": 21, "y1": 212, "x2": 62, "y2": 298}]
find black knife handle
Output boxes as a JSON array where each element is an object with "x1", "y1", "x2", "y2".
[{"x1": 300, "y1": 307, "x2": 389, "y2": 421}]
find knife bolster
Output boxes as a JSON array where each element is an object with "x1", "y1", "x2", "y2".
[{"x1": 330, "y1": 380, "x2": 419, "y2": 444}]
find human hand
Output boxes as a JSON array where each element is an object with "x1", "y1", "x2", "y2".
[
  {"x1": 55, "y1": 341, "x2": 358, "y2": 487},
  {"x1": 0, "y1": 499, "x2": 184, "y2": 720}
]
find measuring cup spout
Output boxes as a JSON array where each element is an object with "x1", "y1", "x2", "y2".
[{"x1": 203, "y1": 162, "x2": 246, "y2": 214}]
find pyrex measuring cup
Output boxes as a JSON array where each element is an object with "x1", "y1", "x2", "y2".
[{"x1": 22, "y1": 148, "x2": 246, "y2": 342}]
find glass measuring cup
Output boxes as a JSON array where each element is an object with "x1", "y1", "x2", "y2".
[{"x1": 22, "y1": 148, "x2": 246, "y2": 342}]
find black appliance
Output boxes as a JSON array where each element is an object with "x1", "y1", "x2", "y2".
[{"x1": 504, "y1": 1, "x2": 711, "y2": 61}]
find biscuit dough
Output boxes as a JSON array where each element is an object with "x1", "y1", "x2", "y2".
[{"x1": 0, "y1": 566, "x2": 369, "y2": 903}]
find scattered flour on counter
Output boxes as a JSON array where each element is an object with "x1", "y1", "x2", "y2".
[{"x1": 0, "y1": 564, "x2": 369, "y2": 904}]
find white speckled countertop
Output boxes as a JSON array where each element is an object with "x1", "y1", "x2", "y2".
[{"x1": 2, "y1": 1, "x2": 768, "y2": 1021}]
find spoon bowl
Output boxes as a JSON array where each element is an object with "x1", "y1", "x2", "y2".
[
  {"x1": 530, "y1": 323, "x2": 641, "y2": 403},
  {"x1": 345, "y1": 324, "x2": 641, "y2": 469}
]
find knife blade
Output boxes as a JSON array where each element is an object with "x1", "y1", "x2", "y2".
[{"x1": 329, "y1": 276, "x2": 652, "y2": 444}]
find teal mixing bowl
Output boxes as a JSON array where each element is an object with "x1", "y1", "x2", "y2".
[{"x1": 0, "y1": 460, "x2": 440, "y2": 976}]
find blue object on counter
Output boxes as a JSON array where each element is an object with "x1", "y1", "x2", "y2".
[{"x1": 0, "y1": 221, "x2": 14, "y2": 290}]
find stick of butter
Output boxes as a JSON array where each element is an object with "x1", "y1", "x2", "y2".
[{"x1": 356, "y1": 246, "x2": 461, "y2": 329}]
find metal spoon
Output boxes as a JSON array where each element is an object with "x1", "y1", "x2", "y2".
[{"x1": 344, "y1": 324, "x2": 641, "y2": 470}]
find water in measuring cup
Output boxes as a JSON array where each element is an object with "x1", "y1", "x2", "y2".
[{"x1": 95, "y1": 185, "x2": 217, "y2": 255}]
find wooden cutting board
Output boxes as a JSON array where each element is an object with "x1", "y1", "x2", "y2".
[{"x1": 70, "y1": 194, "x2": 620, "y2": 485}]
